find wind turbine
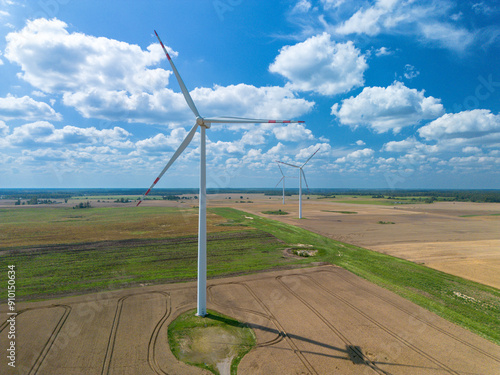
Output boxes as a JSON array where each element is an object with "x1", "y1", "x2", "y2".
[
  {"x1": 275, "y1": 163, "x2": 296, "y2": 205},
  {"x1": 137, "y1": 31, "x2": 305, "y2": 317},
  {"x1": 276, "y1": 148, "x2": 319, "y2": 219}
]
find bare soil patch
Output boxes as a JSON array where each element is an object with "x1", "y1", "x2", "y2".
[{"x1": 1, "y1": 266, "x2": 498, "y2": 374}]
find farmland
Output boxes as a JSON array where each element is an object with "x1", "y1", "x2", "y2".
[{"x1": 1, "y1": 195, "x2": 499, "y2": 374}]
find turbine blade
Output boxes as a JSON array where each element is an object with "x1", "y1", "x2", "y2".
[
  {"x1": 137, "y1": 123, "x2": 198, "y2": 206},
  {"x1": 277, "y1": 163, "x2": 284, "y2": 176},
  {"x1": 204, "y1": 116, "x2": 305, "y2": 124},
  {"x1": 302, "y1": 169, "x2": 311, "y2": 193},
  {"x1": 154, "y1": 30, "x2": 200, "y2": 118},
  {"x1": 276, "y1": 160, "x2": 300, "y2": 168},
  {"x1": 301, "y1": 147, "x2": 320, "y2": 168},
  {"x1": 275, "y1": 176, "x2": 284, "y2": 188}
]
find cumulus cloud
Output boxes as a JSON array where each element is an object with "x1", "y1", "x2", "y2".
[
  {"x1": 6, "y1": 121, "x2": 130, "y2": 148},
  {"x1": 5, "y1": 18, "x2": 314, "y2": 127},
  {"x1": 272, "y1": 123, "x2": 314, "y2": 142},
  {"x1": 5, "y1": 18, "x2": 169, "y2": 94},
  {"x1": 336, "y1": 148, "x2": 374, "y2": 163},
  {"x1": 0, "y1": 95, "x2": 62, "y2": 121},
  {"x1": 331, "y1": 81, "x2": 444, "y2": 133},
  {"x1": 269, "y1": 33, "x2": 367, "y2": 95},
  {"x1": 193, "y1": 84, "x2": 314, "y2": 120},
  {"x1": 135, "y1": 127, "x2": 190, "y2": 153},
  {"x1": 296, "y1": 143, "x2": 331, "y2": 160},
  {"x1": 418, "y1": 110, "x2": 500, "y2": 141},
  {"x1": 382, "y1": 138, "x2": 424, "y2": 153}
]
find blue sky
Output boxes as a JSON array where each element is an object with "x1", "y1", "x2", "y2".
[{"x1": 0, "y1": 0, "x2": 499, "y2": 190}]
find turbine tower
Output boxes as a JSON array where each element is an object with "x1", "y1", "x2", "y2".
[
  {"x1": 276, "y1": 148, "x2": 319, "y2": 219},
  {"x1": 275, "y1": 163, "x2": 295, "y2": 205},
  {"x1": 137, "y1": 31, "x2": 305, "y2": 317}
]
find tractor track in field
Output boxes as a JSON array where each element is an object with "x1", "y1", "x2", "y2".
[
  {"x1": 279, "y1": 274, "x2": 461, "y2": 375},
  {"x1": 28, "y1": 305, "x2": 72, "y2": 375},
  {"x1": 276, "y1": 276, "x2": 390, "y2": 375},
  {"x1": 0, "y1": 305, "x2": 71, "y2": 375},
  {"x1": 101, "y1": 292, "x2": 170, "y2": 375},
  {"x1": 319, "y1": 269, "x2": 500, "y2": 364},
  {"x1": 100, "y1": 295, "x2": 125, "y2": 375},
  {"x1": 208, "y1": 282, "x2": 318, "y2": 374},
  {"x1": 147, "y1": 292, "x2": 171, "y2": 375},
  {"x1": 207, "y1": 283, "x2": 284, "y2": 348}
]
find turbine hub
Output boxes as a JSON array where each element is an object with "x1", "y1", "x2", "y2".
[{"x1": 196, "y1": 117, "x2": 210, "y2": 128}]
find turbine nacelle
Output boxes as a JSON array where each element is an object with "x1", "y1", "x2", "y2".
[{"x1": 196, "y1": 117, "x2": 211, "y2": 128}]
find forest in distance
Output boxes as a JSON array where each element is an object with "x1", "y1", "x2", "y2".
[{"x1": 1, "y1": 188, "x2": 500, "y2": 203}]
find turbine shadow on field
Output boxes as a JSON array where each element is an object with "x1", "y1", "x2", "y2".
[{"x1": 248, "y1": 322, "x2": 442, "y2": 372}]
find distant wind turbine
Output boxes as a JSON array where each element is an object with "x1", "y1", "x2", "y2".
[
  {"x1": 137, "y1": 31, "x2": 305, "y2": 317},
  {"x1": 276, "y1": 148, "x2": 319, "y2": 219},
  {"x1": 275, "y1": 163, "x2": 296, "y2": 205}
]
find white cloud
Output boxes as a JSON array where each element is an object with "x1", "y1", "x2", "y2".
[
  {"x1": 419, "y1": 110, "x2": 500, "y2": 141},
  {"x1": 135, "y1": 128, "x2": 190, "y2": 153},
  {"x1": 336, "y1": 1, "x2": 392, "y2": 36},
  {"x1": 404, "y1": 64, "x2": 419, "y2": 80},
  {"x1": 336, "y1": 148, "x2": 374, "y2": 163},
  {"x1": 292, "y1": 0, "x2": 312, "y2": 13},
  {"x1": 375, "y1": 46, "x2": 392, "y2": 56},
  {"x1": 269, "y1": 33, "x2": 367, "y2": 95},
  {"x1": 355, "y1": 140, "x2": 366, "y2": 146},
  {"x1": 331, "y1": 81, "x2": 444, "y2": 133},
  {"x1": 5, "y1": 18, "x2": 170, "y2": 94},
  {"x1": 193, "y1": 84, "x2": 314, "y2": 120},
  {"x1": 334, "y1": 0, "x2": 476, "y2": 52},
  {"x1": 0, "y1": 121, "x2": 8, "y2": 137},
  {"x1": 5, "y1": 18, "x2": 314, "y2": 127},
  {"x1": 6, "y1": 121, "x2": 130, "y2": 148},
  {"x1": 321, "y1": 0, "x2": 346, "y2": 9},
  {"x1": 272, "y1": 123, "x2": 314, "y2": 142},
  {"x1": 296, "y1": 143, "x2": 331, "y2": 160},
  {"x1": 462, "y1": 146, "x2": 481, "y2": 154},
  {"x1": 472, "y1": 2, "x2": 497, "y2": 15},
  {"x1": 64, "y1": 78, "x2": 313, "y2": 127},
  {"x1": 0, "y1": 95, "x2": 62, "y2": 121},
  {"x1": 418, "y1": 22, "x2": 475, "y2": 52},
  {"x1": 240, "y1": 128, "x2": 266, "y2": 146}
]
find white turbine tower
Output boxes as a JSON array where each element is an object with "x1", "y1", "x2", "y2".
[
  {"x1": 275, "y1": 163, "x2": 296, "y2": 205},
  {"x1": 276, "y1": 148, "x2": 319, "y2": 219},
  {"x1": 137, "y1": 31, "x2": 305, "y2": 317},
  {"x1": 275, "y1": 163, "x2": 287, "y2": 205}
]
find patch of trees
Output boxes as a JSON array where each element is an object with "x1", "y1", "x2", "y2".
[
  {"x1": 115, "y1": 197, "x2": 131, "y2": 203},
  {"x1": 73, "y1": 202, "x2": 91, "y2": 209}
]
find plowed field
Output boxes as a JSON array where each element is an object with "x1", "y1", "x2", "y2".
[{"x1": 2, "y1": 266, "x2": 499, "y2": 374}]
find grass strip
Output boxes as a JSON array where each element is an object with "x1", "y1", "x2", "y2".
[{"x1": 210, "y1": 207, "x2": 500, "y2": 345}]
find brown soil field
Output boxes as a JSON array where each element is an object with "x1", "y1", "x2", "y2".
[
  {"x1": 1, "y1": 265, "x2": 499, "y2": 374},
  {"x1": 208, "y1": 195, "x2": 500, "y2": 289}
]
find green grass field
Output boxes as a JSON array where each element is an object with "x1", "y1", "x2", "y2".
[{"x1": 0, "y1": 206, "x2": 498, "y2": 345}]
